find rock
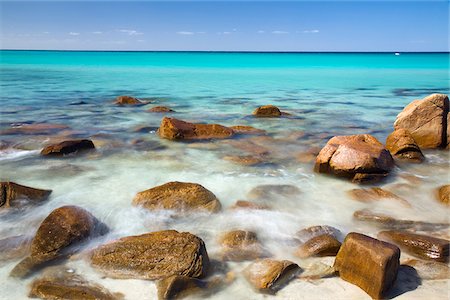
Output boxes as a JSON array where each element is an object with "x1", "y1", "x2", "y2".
[
  {"x1": 10, "y1": 206, "x2": 107, "y2": 278},
  {"x1": 298, "y1": 262, "x2": 336, "y2": 280},
  {"x1": 378, "y1": 230, "x2": 449, "y2": 263},
  {"x1": 295, "y1": 234, "x2": 341, "y2": 258},
  {"x1": 1, "y1": 123, "x2": 70, "y2": 135},
  {"x1": 132, "y1": 181, "x2": 221, "y2": 213},
  {"x1": 230, "y1": 200, "x2": 270, "y2": 210},
  {"x1": 41, "y1": 139, "x2": 95, "y2": 156},
  {"x1": 385, "y1": 128, "x2": 424, "y2": 162},
  {"x1": 90, "y1": 230, "x2": 209, "y2": 280},
  {"x1": 394, "y1": 93, "x2": 449, "y2": 149},
  {"x1": 29, "y1": 273, "x2": 123, "y2": 300},
  {"x1": 219, "y1": 230, "x2": 267, "y2": 261},
  {"x1": 437, "y1": 185, "x2": 450, "y2": 205},
  {"x1": 114, "y1": 95, "x2": 142, "y2": 105},
  {"x1": 229, "y1": 125, "x2": 266, "y2": 135},
  {"x1": 0, "y1": 235, "x2": 32, "y2": 261},
  {"x1": 244, "y1": 259, "x2": 301, "y2": 294},
  {"x1": 253, "y1": 105, "x2": 282, "y2": 117},
  {"x1": 296, "y1": 225, "x2": 341, "y2": 243},
  {"x1": 347, "y1": 187, "x2": 410, "y2": 207},
  {"x1": 158, "y1": 117, "x2": 234, "y2": 140},
  {"x1": 0, "y1": 182, "x2": 51, "y2": 209},
  {"x1": 403, "y1": 259, "x2": 450, "y2": 280},
  {"x1": 226, "y1": 139, "x2": 270, "y2": 156},
  {"x1": 247, "y1": 184, "x2": 300, "y2": 201},
  {"x1": 314, "y1": 134, "x2": 394, "y2": 183},
  {"x1": 148, "y1": 106, "x2": 175, "y2": 113},
  {"x1": 223, "y1": 155, "x2": 263, "y2": 166},
  {"x1": 334, "y1": 232, "x2": 400, "y2": 299}
]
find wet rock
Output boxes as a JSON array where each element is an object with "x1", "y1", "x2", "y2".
[
  {"x1": 314, "y1": 134, "x2": 394, "y2": 183},
  {"x1": 0, "y1": 235, "x2": 32, "y2": 261},
  {"x1": 41, "y1": 139, "x2": 95, "y2": 157},
  {"x1": 69, "y1": 100, "x2": 88, "y2": 105},
  {"x1": 148, "y1": 106, "x2": 175, "y2": 113},
  {"x1": 403, "y1": 259, "x2": 450, "y2": 280},
  {"x1": 347, "y1": 187, "x2": 410, "y2": 207},
  {"x1": 298, "y1": 262, "x2": 336, "y2": 280},
  {"x1": 132, "y1": 181, "x2": 221, "y2": 213},
  {"x1": 0, "y1": 182, "x2": 51, "y2": 209},
  {"x1": 158, "y1": 117, "x2": 234, "y2": 140},
  {"x1": 226, "y1": 139, "x2": 270, "y2": 156},
  {"x1": 10, "y1": 206, "x2": 108, "y2": 278},
  {"x1": 296, "y1": 234, "x2": 341, "y2": 258},
  {"x1": 378, "y1": 230, "x2": 449, "y2": 263},
  {"x1": 219, "y1": 230, "x2": 267, "y2": 261},
  {"x1": 394, "y1": 93, "x2": 449, "y2": 149},
  {"x1": 247, "y1": 184, "x2": 300, "y2": 201},
  {"x1": 296, "y1": 225, "x2": 341, "y2": 243},
  {"x1": 229, "y1": 125, "x2": 266, "y2": 135},
  {"x1": 334, "y1": 232, "x2": 400, "y2": 299},
  {"x1": 1, "y1": 123, "x2": 70, "y2": 135},
  {"x1": 90, "y1": 230, "x2": 209, "y2": 280},
  {"x1": 230, "y1": 200, "x2": 270, "y2": 210},
  {"x1": 223, "y1": 155, "x2": 263, "y2": 166},
  {"x1": 243, "y1": 259, "x2": 301, "y2": 294},
  {"x1": 437, "y1": 184, "x2": 450, "y2": 206},
  {"x1": 114, "y1": 95, "x2": 142, "y2": 105},
  {"x1": 253, "y1": 105, "x2": 282, "y2": 117},
  {"x1": 386, "y1": 128, "x2": 424, "y2": 162}
]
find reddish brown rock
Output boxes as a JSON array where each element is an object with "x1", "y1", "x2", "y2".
[
  {"x1": 378, "y1": 230, "x2": 449, "y2": 263},
  {"x1": 41, "y1": 139, "x2": 95, "y2": 156},
  {"x1": 296, "y1": 234, "x2": 341, "y2": 258},
  {"x1": 148, "y1": 106, "x2": 175, "y2": 113},
  {"x1": 230, "y1": 200, "x2": 270, "y2": 210},
  {"x1": 229, "y1": 125, "x2": 266, "y2": 135},
  {"x1": 219, "y1": 230, "x2": 267, "y2": 261},
  {"x1": 386, "y1": 128, "x2": 424, "y2": 162},
  {"x1": 347, "y1": 187, "x2": 410, "y2": 207},
  {"x1": 334, "y1": 232, "x2": 400, "y2": 299},
  {"x1": 394, "y1": 93, "x2": 449, "y2": 149},
  {"x1": 114, "y1": 95, "x2": 142, "y2": 105},
  {"x1": 314, "y1": 134, "x2": 394, "y2": 183},
  {"x1": 252, "y1": 105, "x2": 282, "y2": 117},
  {"x1": 132, "y1": 181, "x2": 221, "y2": 213},
  {"x1": 11, "y1": 206, "x2": 107, "y2": 278},
  {"x1": 243, "y1": 259, "x2": 301, "y2": 294},
  {"x1": 158, "y1": 117, "x2": 234, "y2": 140},
  {"x1": 90, "y1": 230, "x2": 209, "y2": 280},
  {"x1": 403, "y1": 259, "x2": 450, "y2": 280},
  {"x1": 437, "y1": 185, "x2": 450, "y2": 206},
  {"x1": 0, "y1": 182, "x2": 51, "y2": 209},
  {"x1": 223, "y1": 155, "x2": 263, "y2": 166}
]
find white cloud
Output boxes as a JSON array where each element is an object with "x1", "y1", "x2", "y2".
[
  {"x1": 118, "y1": 29, "x2": 143, "y2": 36},
  {"x1": 222, "y1": 31, "x2": 231, "y2": 35},
  {"x1": 303, "y1": 29, "x2": 320, "y2": 33},
  {"x1": 257, "y1": 30, "x2": 265, "y2": 34},
  {"x1": 43, "y1": 31, "x2": 49, "y2": 34},
  {"x1": 272, "y1": 30, "x2": 289, "y2": 34},
  {"x1": 92, "y1": 31, "x2": 103, "y2": 34},
  {"x1": 69, "y1": 32, "x2": 80, "y2": 36},
  {"x1": 177, "y1": 31, "x2": 195, "y2": 35},
  {"x1": 196, "y1": 31, "x2": 206, "y2": 34}
]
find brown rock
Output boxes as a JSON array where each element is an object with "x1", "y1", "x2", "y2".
[
  {"x1": 158, "y1": 117, "x2": 234, "y2": 140},
  {"x1": 334, "y1": 232, "x2": 400, "y2": 299},
  {"x1": 437, "y1": 184, "x2": 450, "y2": 205},
  {"x1": 314, "y1": 134, "x2": 394, "y2": 183},
  {"x1": 10, "y1": 206, "x2": 107, "y2": 278},
  {"x1": 296, "y1": 234, "x2": 341, "y2": 258},
  {"x1": 132, "y1": 181, "x2": 221, "y2": 213},
  {"x1": 394, "y1": 93, "x2": 449, "y2": 149},
  {"x1": 148, "y1": 106, "x2": 175, "y2": 113},
  {"x1": 347, "y1": 187, "x2": 410, "y2": 207},
  {"x1": 219, "y1": 230, "x2": 267, "y2": 261},
  {"x1": 378, "y1": 230, "x2": 449, "y2": 263},
  {"x1": 1, "y1": 123, "x2": 70, "y2": 135},
  {"x1": 252, "y1": 105, "x2": 282, "y2": 117},
  {"x1": 223, "y1": 155, "x2": 263, "y2": 166},
  {"x1": 0, "y1": 182, "x2": 51, "y2": 209},
  {"x1": 90, "y1": 230, "x2": 209, "y2": 280},
  {"x1": 296, "y1": 225, "x2": 341, "y2": 242},
  {"x1": 403, "y1": 259, "x2": 450, "y2": 280},
  {"x1": 229, "y1": 125, "x2": 266, "y2": 135},
  {"x1": 41, "y1": 139, "x2": 95, "y2": 156},
  {"x1": 114, "y1": 95, "x2": 142, "y2": 105},
  {"x1": 386, "y1": 128, "x2": 424, "y2": 162},
  {"x1": 247, "y1": 184, "x2": 300, "y2": 201},
  {"x1": 243, "y1": 259, "x2": 301, "y2": 294},
  {"x1": 230, "y1": 200, "x2": 270, "y2": 210}
]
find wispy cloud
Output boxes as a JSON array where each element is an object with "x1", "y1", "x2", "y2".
[
  {"x1": 92, "y1": 31, "x2": 103, "y2": 35},
  {"x1": 118, "y1": 29, "x2": 143, "y2": 36},
  {"x1": 177, "y1": 31, "x2": 195, "y2": 35},
  {"x1": 303, "y1": 29, "x2": 320, "y2": 33},
  {"x1": 69, "y1": 32, "x2": 80, "y2": 36},
  {"x1": 257, "y1": 30, "x2": 265, "y2": 34},
  {"x1": 272, "y1": 30, "x2": 289, "y2": 34}
]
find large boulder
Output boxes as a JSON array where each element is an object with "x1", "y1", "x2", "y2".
[
  {"x1": 218, "y1": 230, "x2": 267, "y2": 261},
  {"x1": 314, "y1": 134, "x2": 394, "y2": 183},
  {"x1": 158, "y1": 117, "x2": 234, "y2": 140},
  {"x1": 41, "y1": 139, "x2": 95, "y2": 156},
  {"x1": 90, "y1": 230, "x2": 209, "y2": 280},
  {"x1": 385, "y1": 128, "x2": 424, "y2": 162},
  {"x1": 243, "y1": 259, "x2": 301, "y2": 294},
  {"x1": 334, "y1": 232, "x2": 400, "y2": 299},
  {"x1": 132, "y1": 181, "x2": 221, "y2": 213},
  {"x1": 378, "y1": 230, "x2": 449, "y2": 263},
  {"x1": 114, "y1": 95, "x2": 142, "y2": 105},
  {"x1": 437, "y1": 184, "x2": 450, "y2": 206},
  {"x1": 0, "y1": 181, "x2": 51, "y2": 209},
  {"x1": 11, "y1": 206, "x2": 107, "y2": 277},
  {"x1": 394, "y1": 93, "x2": 449, "y2": 149},
  {"x1": 253, "y1": 105, "x2": 282, "y2": 117}
]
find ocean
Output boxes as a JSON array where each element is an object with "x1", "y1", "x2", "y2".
[{"x1": 0, "y1": 50, "x2": 449, "y2": 299}]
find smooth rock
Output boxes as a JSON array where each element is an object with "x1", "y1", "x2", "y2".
[
  {"x1": 132, "y1": 181, "x2": 221, "y2": 213},
  {"x1": 296, "y1": 225, "x2": 341, "y2": 243},
  {"x1": 296, "y1": 234, "x2": 341, "y2": 258},
  {"x1": 247, "y1": 184, "x2": 300, "y2": 201},
  {"x1": 158, "y1": 117, "x2": 234, "y2": 140},
  {"x1": 403, "y1": 259, "x2": 450, "y2": 280},
  {"x1": 298, "y1": 262, "x2": 336, "y2": 280},
  {"x1": 223, "y1": 155, "x2": 263, "y2": 166},
  {"x1": 0, "y1": 182, "x2": 51, "y2": 209},
  {"x1": 386, "y1": 128, "x2": 424, "y2": 162},
  {"x1": 90, "y1": 230, "x2": 209, "y2": 280},
  {"x1": 230, "y1": 200, "x2": 270, "y2": 210},
  {"x1": 252, "y1": 105, "x2": 282, "y2": 117},
  {"x1": 148, "y1": 106, "x2": 175, "y2": 113},
  {"x1": 347, "y1": 187, "x2": 410, "y2": 207},
  {"x1": 229, "y1": 125, "x2": 266, "y2": 135},
  {"x1": 114, "y1": 95, "x2": 142, "y2": 105},
  {"x1": 219, "y1": 230, "x2": 267, "y2": 261},
  {"x1": 334, "y1": 232, "x2": 400, "y2": 299},
  {"x1": 437, "y1": 184, "x2": 450, "y2": 206},
  {"x1": 41, "y1": 139, "x2": 95, "y2": 156}
]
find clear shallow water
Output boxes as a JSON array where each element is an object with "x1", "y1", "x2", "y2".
[{"x1": 0, "y1": 51, "x2": 449, "y2": 299}]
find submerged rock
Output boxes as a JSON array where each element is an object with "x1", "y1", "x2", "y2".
[
  {"x1": 41, "y1": 139, "x2": 95, "y2": 157},
  {"x1": 403, "y1": 259, "x2": 450, "y2": 280},
  {"x1": 437, "y1": 185, "x2": 450, "y2": 206},
  {"x1": 114, "y1": 95, "x2": 143, "y2": 105},
  {"x1": 347, "y1": 187, "x2": 410, "y2": 207},
  {"x1": 229, "y1": 125, "x2": 266, "y2": 135},
  {"x1": 243, "y1": 259, "x2": 301, "y2": 294},
  {"x1": 148, "y1": 106, "x2": 175, "y2": 113},
  {"x1": 132, "y1": 181, "x2": 221, "y2": 213},
  {"x1": 378, "y1": 230, "x2": 449, "y2": 263},
  {"x1": 219, "y1": 230, "x2": 267, "y2": 261},
  {"x1": 296, "y1": 225, "x2": 341, "y2": 243},
  {"x1": 247, "y1": 184, "x2": 300, "y2": 201},
  {"x1": 158, "y1": 117, "x2": 234, "y2": 140},
  {"x1": 0, "y1": 181, "x2": 51, "y2": 209},
  {"x1": 230, "y1": 200, "x2": 270, "y2": 210},
  {"x1": 1, "y1": 123, "x2": 70, "y2": 135},
  {"x1": 90, "y1": 230, "x2": 209, "y2": 280},
  {"x1": 386, "y1": 128, "x2": 424, "y2": 162},
  {"x1": 334, "y1": 232, "x2": 400, "y2": 299},
  {"x1": 252, "y1": 105, "x2": 282, "y2": 117},
  {"x1": 314, "y1": 134, "x2": 394, "y2": 183},
  {"x1": 0, "y1": 235, "x2": 33, "y2": 261},
  {"x1": 223, "y1": 155, "x2": 264, "y2": 166},
  {"x1": 10, "y1": 206, "x2": 107, "y2": 278},
  {"x1": 394, "y1": 93, "x2": 449, "y2": 149},
  {"x1": 295, "y1": 234, "x2": 341, "y2": 258},
  {"x1": 298, "y1": 262, "x2": 336, "y2": 280}
]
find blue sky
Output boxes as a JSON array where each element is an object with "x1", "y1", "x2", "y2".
[{"x1": 0, "y1": 1, "x2": 448, "y2": 51}]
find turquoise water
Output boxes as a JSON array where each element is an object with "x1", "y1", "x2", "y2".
[{"x1": 0, "y1": 51, "x2": 449, "y2": 299}]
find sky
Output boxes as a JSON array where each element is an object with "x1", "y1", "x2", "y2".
[{"x1": 0, "y1": 1, "x2": 448, "y2": 51}]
